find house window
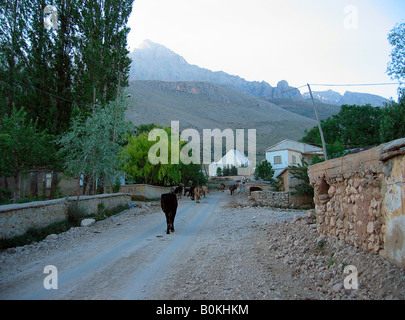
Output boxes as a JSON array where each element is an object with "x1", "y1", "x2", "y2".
[
  {"x1": 274, "y1": 156, "x2": 282, "y2": 164},
  {"x1": 292, "y1": 155, "x2": 297, "y2": 165}
]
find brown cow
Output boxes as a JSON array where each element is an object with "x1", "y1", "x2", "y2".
[
  {"x1": 201, "y1": 186, "x2": 208, "y2": 198},
  {"x1": 160, "y1": 192, "x2": 178, "y2": 234},
  {"x1": 249, "y1": 186, "x2": 262, "y2": 196},
  {"x1": 194, "y1": 186, "x2": 202, "y2": 203},
  {"x1": 220, "y1": 183, "x2": 226, "y2": 192},
  {"x1": 229, "y1": 184, "x2": 237, "y2": 195}
]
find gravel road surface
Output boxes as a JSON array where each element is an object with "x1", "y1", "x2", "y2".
[{"x1": 1, "y1": 190, "x2": 404, "y2": 300}]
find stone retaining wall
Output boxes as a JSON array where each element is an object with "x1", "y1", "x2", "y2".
[
  {"x1": 0, "y1": 193, "x2": 131, "y2": 239},
  {"x1": 250, "y1": 191, "x2": 289, "y2": 207},
  {"x1": 308, "y1": 138, "x2": 405, "y2": 269}
]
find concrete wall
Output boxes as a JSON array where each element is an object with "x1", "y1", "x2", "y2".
[
  {"x1": 308, "y1": 138, "x2": 405, "y2": 269},
  {"x1": 0, "y1": 193, "x2": 131, "y2": 239}
]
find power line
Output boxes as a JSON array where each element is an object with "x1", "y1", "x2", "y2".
[
  {"x1": 1, "y1": 70, "x2": 401, "y2": 111},
  {"x1": 309, "y1": 82, "x2": 401, "y2": 87},
  {"x1": 0, "y1": 72, "x2": 88, "y2": 108}
]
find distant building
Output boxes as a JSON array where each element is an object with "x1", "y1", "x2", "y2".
[
  {"x1": 208, "y1": 149, "x2": 251, "y2": 177},
  {"x1": 264, "y1": 139, "x2": 323, "y2": 179}
]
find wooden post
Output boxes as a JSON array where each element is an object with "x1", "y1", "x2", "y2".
[{"x1": 307, "y1": 84, "x2": 328, "y2": 160}]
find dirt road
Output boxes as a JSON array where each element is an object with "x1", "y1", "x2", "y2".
[
  {"x1": 2, "y1": 191, "x2": 403, "y2": 300},
  {"x1": 0, "y1": 193, "x2": 278, "y2": 299}
]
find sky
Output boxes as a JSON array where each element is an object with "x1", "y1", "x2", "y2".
[{"x1": 127, "y1": 0, "x2": 405, "y2": 100}]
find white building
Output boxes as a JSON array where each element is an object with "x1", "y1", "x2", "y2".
[
  {"x1": 208, "y1": 149, "x2": 251, "y2": 177},
  {"x1": 264, "y1": 139, "x2": 323, "y2": 178}
]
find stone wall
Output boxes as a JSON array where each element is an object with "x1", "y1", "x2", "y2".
[
  {"x1": 250, "y1": 191, "x2": 289, "y2": 207},
  {"x1": 0, "y1": 193, "x2": 131, "y2": 239},
  {"x1": 308, "y1": 138, "x2": 405, "y2": 269}
]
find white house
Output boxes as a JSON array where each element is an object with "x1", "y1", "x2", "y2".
[
  {"x1": 264, "y1": 139, "x2": 323, "y2": 179},
  {"x1": 208, "y1": 149, "x2": 251, "y2": 177}
]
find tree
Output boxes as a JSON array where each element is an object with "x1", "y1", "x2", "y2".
[
  {"x1": 387, "y1": 22, "x2": 405, "y2": 84},
  {"x1": 58, "y1": 95, "x2": 131, "y2": 201},
  {"x1": 120, "y1": 124, "x2": 207, "y2": 186},
  {"x1": 301, "y1": 104, "x2": 384, "y2": 158},
  {"x1": 216, "y1": 167, "x2": 223, "y2": 177},
  {"x1": 380, "y1": 94, "x2": 405, "y2": 142},
  {"x1": 0, "y1": 108, "x2": 57, "y2": 203},
  {"x1": 288, "y1": 159, "x2": 314, "y2": 199},
  {"x1": 0, "y1": 0, "x2": 32, "y2": 117},
  {"x1": 120, "y1": 126, "x2": 183, "y2": 186},
  {"x1": 254, "y1": 160, "x2": 275, "y2": 182},
  {"x1": 73, "y1": 0, "x2": 134, "y2": 113}
]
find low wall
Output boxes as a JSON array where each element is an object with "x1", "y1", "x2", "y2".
[
  {"x1": 308, "y1": 138, "x2": 405, "y2": 269},
  {"x1": 0, "y1": 193, "x2": 131, "y2": 239},
  {"x1": 250, "y1": 191, "x2": 289, "y2": 207},
  {"x1": 110, "y1": 184, "x2": 172, "y2": 200}
]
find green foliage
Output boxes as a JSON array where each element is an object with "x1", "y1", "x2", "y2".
[
  {"x1": 380, "y1": 96, "x2": 405, "y2": 142},
  {"x1": 0, "y1": 107, "x2": 58, "y2": 202},
  {"x1": 254, "y1": 160, "x2": 275, "y2": 182},
  {"x1": 120, "y1": 124, "x2": 207, "y2": 186},
  {"x1": 387, "y1": 22, "x2": 405, "y2": 83},
  {"x1": 0, "y1": 0, "x2": 134, "y2": 134},
  {"x1": 221, "y1": 165, "x2": 238, "y2": 177},
  {"x1": 58, "y1": 95, "x2": 132, "y2": 192},
  {"x1": 300, "y1": 102, "x2": 405, "y2": 158},
  {"x1": 216, "y1": 167, "x2": 223, "y2": 176},
  {"x1": 120, "y1": 126, "x2": 177, "y2": 185},
  {"x1": 288, "y1": 159, "x2": 314, "y2": 198},
  {"x1": 67, "y1": 202, "x2": 88, "y2": 227}
]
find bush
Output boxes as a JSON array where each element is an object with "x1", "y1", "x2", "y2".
[{"x1": 66, "y1": 202, "x2": 88, "y2": 227}]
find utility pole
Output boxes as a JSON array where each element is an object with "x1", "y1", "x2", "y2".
[{"x1": 307, "y1": 84, "x2": 328, "y2": 160}]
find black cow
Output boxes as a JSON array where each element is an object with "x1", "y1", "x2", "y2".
[
  {"x1": 173, "y1": 186, "x2": 183, "y2": 199},
  {"x1": 183, "y1": 187, "x2": 192, "y2": 197},
  {"x1": 161, "y1": 193, "x2": 178, "y2": 234},
  {"x1": 189, "y1": 186, "x2": 196, "y2": 200},
  {"x1": 249, "y1": 186, "x2": 262, "y2": 196}
]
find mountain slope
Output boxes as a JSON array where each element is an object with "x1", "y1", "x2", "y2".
[
  {"x1": 129, "y1": 40, "x2": 302, "y2": 99},
  {"x1": 302, "y1": 89, "x2": 389, "y2": 107},
  {"x1": 129, "y1": 40, "x2": 390, "y2": 108},
  {"x1": 125, "y1": 80, "x2": 317, "y2": 157},
  {"x1": 265, "y1": 98, "x2": 342, "y2": 121}
]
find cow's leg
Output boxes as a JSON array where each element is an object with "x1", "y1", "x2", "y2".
[{"x1": 166, "y1": 216, "x2": 171, "y2": 234}]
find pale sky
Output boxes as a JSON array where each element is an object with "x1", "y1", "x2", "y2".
[{"x1": 127, "y1": 0, "x2": 405, "y2": 100}]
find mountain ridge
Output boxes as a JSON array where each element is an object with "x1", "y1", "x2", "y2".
[
  {"x1": 129, "y1": 40, "x2": 302, "y2": 100},
  {"x1": 129, "y1": 39, "x2": 390, "y2": 107}
]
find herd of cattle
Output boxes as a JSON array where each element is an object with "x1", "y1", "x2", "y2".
[{"x1": 160, "y1": 183, "x2": 263, "y2": 234}]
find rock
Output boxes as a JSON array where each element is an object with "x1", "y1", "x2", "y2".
[
  {"x1": 81, "y1": 218, "x2": 96, "y2": 227},
  {"x1": 46, "y1": 234, "x2": 58, "y2": 240},
  {"x1": 332, "y1": 283, "x2": 344, "y2": 293},
  {"x1": 292, "y1": 215, "x2": 302, "y2": 223}
]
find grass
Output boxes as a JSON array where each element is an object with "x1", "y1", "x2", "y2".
[{"x1": 0, "y1": 202, "x2": 130, "y2": 251}]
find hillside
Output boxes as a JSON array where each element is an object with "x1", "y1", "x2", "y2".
[
  {"x1": 266, "y1": 98, "x2": 342, "y2": 121},
  {"x1": 125, "y1": 80, "x2": 317, "y2": 159}
]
